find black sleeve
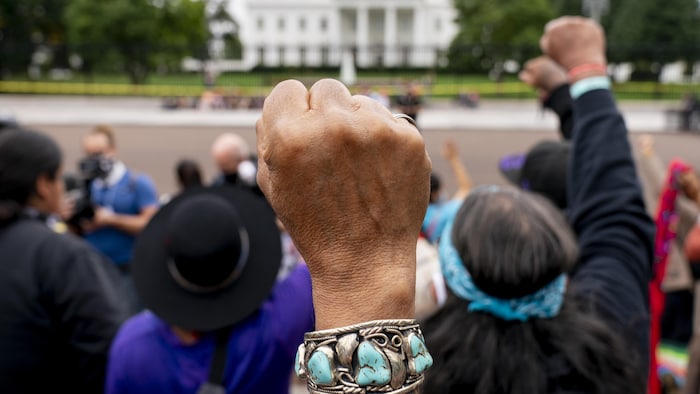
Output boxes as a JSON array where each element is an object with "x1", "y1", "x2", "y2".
[
  {"x1": 40, "y1": 239, "x2": 129, "y2": 392},
  {"x1": 567, "y1": 89, "x2": 654, "y2": 372},
  {"x1": 543, "y1": 84, "x2": 574, "y2": 140}
]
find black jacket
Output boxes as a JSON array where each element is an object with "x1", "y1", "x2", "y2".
[
  {"x1": 544, "y1": 84, "x2": 574, "y2": 140},
  {"x1": 0, "y1": 217, "x2": 128, "y2": 393},
  {"x1": 568, "y1": 89, "x2": 654, "y2": 375}
]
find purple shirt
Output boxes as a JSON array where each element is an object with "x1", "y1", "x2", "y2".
[{"x1": 106, "y1": 264, "x2": 314, "y2": 394}]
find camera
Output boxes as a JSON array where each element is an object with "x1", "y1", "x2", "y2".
[
  {"x1": 63, "y1": 155, "x2": 114, "y2": 234},
  {"x1": 79, "y1": 155, "x2": 113, "y2": 181},
  {"x1": 63, "y1": 171, "x2": 94, "y2": 233}
]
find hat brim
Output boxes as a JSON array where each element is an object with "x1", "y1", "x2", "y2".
[
  {"x1": 132, "y1": 185, "x2": 282, "y2": 331},
  {"x1": 498, "y1": 153, "x2": 526, "y2": 185}
]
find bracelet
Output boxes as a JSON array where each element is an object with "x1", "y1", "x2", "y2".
[
  {"x1": 294, "y1": 319, "x2": 433, "y2": 394},
  {"x1": 393, "y1": 113, "x2": 421, "y2": 133},
  {"x1": 567, "y1": 63, "x2": 607, "y2": 81},
  {"x1": 569, "y1": 76, "x2": 611, "y2": 100}
]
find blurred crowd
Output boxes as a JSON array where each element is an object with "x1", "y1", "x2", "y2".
[
  {"x1": 162, "y1": 81, "x2": 480, "y2": 115},
  {"x1": 2, "y1": 16, "x2": 700, "y2": 394}
]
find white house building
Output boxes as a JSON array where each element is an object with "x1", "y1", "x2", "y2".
[{"x1": 231, "y1": 0, "x2": 458, "y2": 69}]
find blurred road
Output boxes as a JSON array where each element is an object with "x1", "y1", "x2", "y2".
[
  {"x1": 1, "y1": 92, "x2": 693, "y2": 197},
  {"x1": 0, "y1": 93, "x2": 675, "y2": 131}
]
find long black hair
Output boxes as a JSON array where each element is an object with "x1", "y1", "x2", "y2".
[
  {"x1": 422, "y1": 187, "x2": 643, "y2": 393},
  {"x1": 0, "y1": 129, "x2": 62, "y2": 227}
]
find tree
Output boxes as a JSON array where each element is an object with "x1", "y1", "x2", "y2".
[
  {"x1": 205, "y1": 0, "x2": 241, "y2": 60},
  {"x1": 447, "y1": 0, "x2": 555, "y2": 75},
  {"x1": 65, "y1": 0, "x2": 207, "y2": 84},
  {"x1": 551, "y1": 0, "x2": 584, "y2": 17},
  {"x1": 603, "y1": 0, "x2": 700, "y2": 80},
  {"x1": 0, "y1": 0, "x2": 69, "y2": 78}
]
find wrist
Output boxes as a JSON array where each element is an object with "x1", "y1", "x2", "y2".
[
  {"x1": 102, "y1": 212, "x2": 117, "y2": 227},
  {"x1": 569, "y1": 70, "x2": 608, "y2": 85},
  {"x1": 570, "y1": 76, "x2": 611, "y2": 99},
  {"x1": 543, "y1": 78, "x2": 569, "y2": 95},
  {"x1": 567, "y1": 63, "x2": 607, "y2": 83},
  {"x1": 309, "y1": 255, "x2": 416, "y2": 330}
]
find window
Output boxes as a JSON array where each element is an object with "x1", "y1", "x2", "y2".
[
  {"x1": 320, "y1": 17, "x2": 328, "y2": 32},
  {"x1": 278, "y1": 17, "x2": 285, "y2": 31},
  {"x1": 435, "y1": 18, "x2": 442, "y2": 33},
  {"x1": 299, "y1": 17, "x2": 306, "y2": 31},
  {"x1": 257, "y1": 17, "x2": 264, "y2": 30}
]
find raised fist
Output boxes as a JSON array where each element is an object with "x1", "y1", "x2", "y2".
[
  {"x1": 256, "y1": 78, "x2": 432, "y2": 328},
  {"x1": 540, "y1": 16, "x2": 607, "y2": 72},
  {"x1": 519, "y1": 56, "x2": 568, "y2": 100}
]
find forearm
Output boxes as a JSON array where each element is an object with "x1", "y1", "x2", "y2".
[
  {"x1": 568, "y1": 89, "x2": 654, "y2": 369},
  {"x1": 447, "y1": 156, "x2": 472, "y2": 200},
  {"x1": 103, "y1": 213, "x2": 151, "y2": 235},
  {"x1": 569, "y1": 89, "x2": 654, "y2": 275},
  {"x1": 637, "y1": 148, "x2": 667, "y2": 199}
]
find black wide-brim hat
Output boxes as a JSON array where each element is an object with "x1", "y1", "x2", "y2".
[
  {"x1": 498, "y1": 140, "x2": 571, "y2": 210},
  {"x1": 132, "y1": 185, "x2": 281, "y2": 332}
]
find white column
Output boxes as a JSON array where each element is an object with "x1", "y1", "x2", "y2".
[
  {"x1": 384, "y1": 6, "x2": 397, "y2": 67},
  {"x1": 412, "y1": 7, "x2": 427, "y2": 67},
  {"x1": 356, "y1": 6, "x2": 369, "y2": 67}
]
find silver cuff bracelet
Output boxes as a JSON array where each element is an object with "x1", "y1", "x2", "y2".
[{"x1": 294, "y1": 319, "x2": 433, "y2": 394}]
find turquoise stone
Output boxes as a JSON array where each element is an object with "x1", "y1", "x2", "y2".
[
  {"x1": 307, "y1": 349, "x2": 334, "y2": 385},
  {"x1": 356, "y1": 341, "x2": 391, "y2": 386},
  {"x1": 409, "y1": 335, "x2": 433, "y2": 374}
]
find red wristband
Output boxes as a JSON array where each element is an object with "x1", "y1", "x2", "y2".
[{"x1": 567, "y1": 63, "x2": 607, "y2": 80}]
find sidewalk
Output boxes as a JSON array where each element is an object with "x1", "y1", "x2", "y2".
[{"x1": 0, "y1": 94, "x2": 673, "y2": 132}]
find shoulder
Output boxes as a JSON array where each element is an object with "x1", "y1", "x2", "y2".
[
  {"x1": 35, "y1": 228, "x2": 118, "y2": 278},
  {"x1": 8, "y1": 224, "x2": 117, "y2": 287},
  {"x1": 127, "y1": 171, "x2": 156, "y2": 188},
  {"x1": 108, "y1": 312, "x2": 170, "y2": 382},
  {"x1": 125, "y1": 171, "x2": 159, "y2": 199},
  {"x1": 4, "y1": 220, "x2": 58, "y2": 258},
  {"x1": 30, "y1": 223, "x2": 97, "y2": 260}
]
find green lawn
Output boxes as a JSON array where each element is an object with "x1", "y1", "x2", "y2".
[{"x1": 1, "y1": 71, "x2": 697, "y2": 101}]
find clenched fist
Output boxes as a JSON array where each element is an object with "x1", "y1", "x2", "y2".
[
  {"x1": 519, "y1": 56, "x2": 568, "y2": 101},
  {"x1": 540, "y1": 16, "x2": 607, "y2": 79},
  {"x1": 256, "y1": 78, "x2": 432, "y2": 329}
]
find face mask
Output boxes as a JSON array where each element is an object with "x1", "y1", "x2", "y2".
[{"x1": 79, "y1": 155, "x2": 114, "y2": 180}]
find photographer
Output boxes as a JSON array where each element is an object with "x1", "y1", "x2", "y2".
[{"x1": 77, "y1": 124, "x2": 159, "y2": 315}]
